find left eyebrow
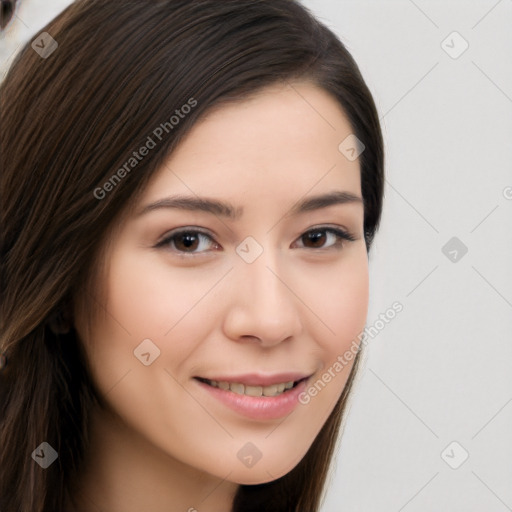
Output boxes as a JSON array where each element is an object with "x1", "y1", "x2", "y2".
[{"x1": 288, "y1": 190, "x2": 363, "y2": 216}]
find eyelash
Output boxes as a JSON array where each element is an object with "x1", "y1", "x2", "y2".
[{"x1": 155, "y1": 226, "x2": 357, "y2": 256}]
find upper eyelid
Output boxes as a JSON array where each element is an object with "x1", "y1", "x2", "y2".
[{"x1": 156, "y1": 226, "x2": 213, "y2": 244}]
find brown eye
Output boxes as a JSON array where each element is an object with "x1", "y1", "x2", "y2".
[
  {"x1": 302, "y1": 230, "x2": 327, "y2": 248},
  {"x1": 295, "y1": 227, "x2": 356, "y2": 250},
  {"x1": 174, "y1": 232, "x2": 200, "y2": 252},
  {"x1": 156, "y1": 229, "x2": 219, "y2": 254}
]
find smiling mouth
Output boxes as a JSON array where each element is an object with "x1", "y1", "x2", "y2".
[{"x1": 194, "y1": 377, "x2": 307, "y2": 397}]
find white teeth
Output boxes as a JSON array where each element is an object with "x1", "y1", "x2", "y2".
[
  {"x1": 244, "y1": 385, "x2": 263, "y2": 397},
  {"x1": 206, "y1": 379, "x2": 296, "y2": 397},
  {"x1": 230, "y1": 382, "x2": 245, "y2": 395},
  {"x1": 262, "y1": 384, "x2": 278, "y2": 397}
]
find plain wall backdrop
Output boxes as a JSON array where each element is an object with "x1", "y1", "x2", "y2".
[
  {"x1": 1, "y1": 1, "x2": 511, "y2": 511},
  {"x1": 300, "y1": 2, "x2": 512, "y2": 511}
]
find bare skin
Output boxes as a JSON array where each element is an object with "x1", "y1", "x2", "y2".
[{"x1": 69, "y1": 81, "x2": 369, "y2": 512}]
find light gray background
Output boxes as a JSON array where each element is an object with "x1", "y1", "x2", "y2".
[
  {"x1": 1, "y1": 1, "x2": 511, "y2": 511},
  {"x1": 299, "y1": 2, "x2": 512, "y2": 511}
]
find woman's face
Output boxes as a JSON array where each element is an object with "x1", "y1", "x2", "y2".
[{"x1": 75, "y1": 81, "x2": 369, "y2": 485}]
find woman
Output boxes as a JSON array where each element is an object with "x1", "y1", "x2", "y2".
[{"x1": 0, "y1": 0, "x2": 384, "y2": 510}]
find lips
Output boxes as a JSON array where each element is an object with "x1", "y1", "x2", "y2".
[{"x1": 194, "y1": 373, "x2": 312, "y2": 420}]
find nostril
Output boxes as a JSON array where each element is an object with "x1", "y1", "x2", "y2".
[{"x1": 0, "y1": 0, "x2": 16, "y2": 31}]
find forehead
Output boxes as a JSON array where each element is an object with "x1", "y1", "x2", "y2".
[{"x1": 139, "y1": 81, "x2": 361, "y2": 210}]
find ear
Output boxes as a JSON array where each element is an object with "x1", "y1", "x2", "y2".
[{"x1": 47, "y1": 300, "x2": 73, "y2": 335}]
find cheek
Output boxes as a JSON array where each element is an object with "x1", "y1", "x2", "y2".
[
  {"x1": 82, "y1": 251, "x2": 233, "y2": 393},
  {"x1": 103, "y1": 251, "x2": 230, "y2": 341},
  {"x1": 304, "y1": 248, "x2": 369, "y2": 356}
]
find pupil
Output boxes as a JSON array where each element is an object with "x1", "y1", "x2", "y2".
[
  {"x1": 178, "y1": 233, "x2": 198, "y2": 250},
  {"x1": 306, "y1": 230, "x2": 325, "y2": 247}
]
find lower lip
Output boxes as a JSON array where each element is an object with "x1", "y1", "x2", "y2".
[{"x1": 195, "y1": 378, "x2": 308, "y2": 421}]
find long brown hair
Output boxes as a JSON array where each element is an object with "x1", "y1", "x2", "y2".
[{"x1": 0, "y1": 1, "x2": 384, "y2": 510}]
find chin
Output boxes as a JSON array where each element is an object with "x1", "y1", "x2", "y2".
[
  {"x1": 228, "y1": 455, "x2": 304, "y2": 486},
  {"x1": 231, "y1": 471, "x2": 286, "y2": 486}
]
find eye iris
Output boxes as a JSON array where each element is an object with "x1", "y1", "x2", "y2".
[
  {"x1": 304, "y1": 230, "x2": 326, "y2": 248},
  {"x1": 175, "y1": 233, "x2": 199, "y2": 251}
]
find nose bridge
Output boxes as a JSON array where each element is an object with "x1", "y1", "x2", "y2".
[
  {"x1": 243, "y1": 253, "x2": 286, "y2": 308},
  {"x1": 227, "y1": 240, "x2": 303, "y2": 345}
]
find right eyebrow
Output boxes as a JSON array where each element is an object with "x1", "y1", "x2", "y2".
[{"x1": 136, "y1": 195, "x2": 243, "y2": 220}]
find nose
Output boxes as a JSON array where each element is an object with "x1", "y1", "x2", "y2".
[{"x1": 222, "y1": 251, "x2": 303, "y2": 347}]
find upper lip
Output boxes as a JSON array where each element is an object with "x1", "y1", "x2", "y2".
[{"x1": 194, "y1": 372, "x2": 313, "y2": 387}]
